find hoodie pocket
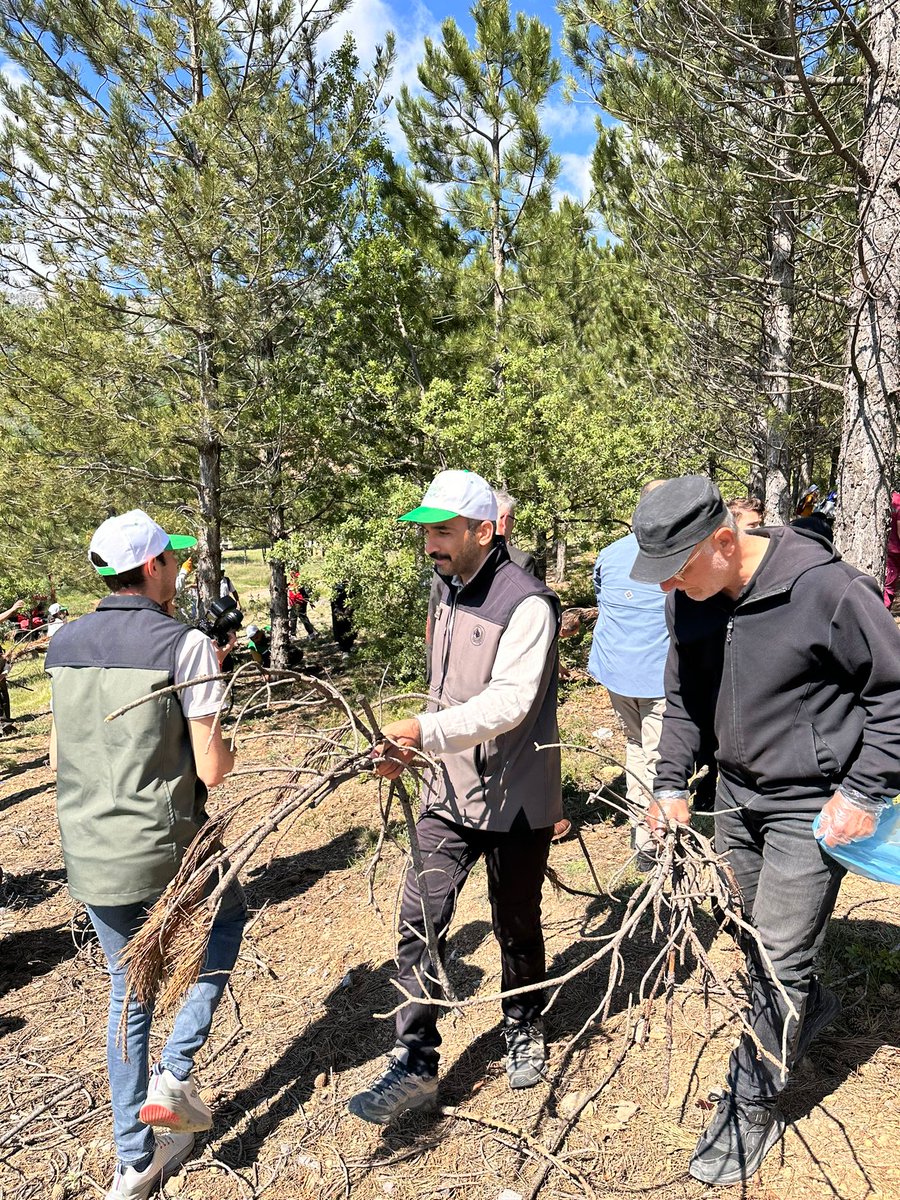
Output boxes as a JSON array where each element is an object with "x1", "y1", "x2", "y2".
[
  {"x1": 812, "y1": 727, "x2": 840, "y2": 776},
  {"x1": 795, "y1": 722, "x2": 838, "y2": 780}
]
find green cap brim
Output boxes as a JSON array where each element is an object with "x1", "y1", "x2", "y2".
[
  {"x1": 398, "y1": 506, "x2": 459, "y2": 524},
  {"x1": 93, "y1": 534, "x2": 197, "y2": 575}
]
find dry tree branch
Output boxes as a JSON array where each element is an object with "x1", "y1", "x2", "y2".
[{"x1": 357, "y1": 695, "x2": 460, "y2": 1008}]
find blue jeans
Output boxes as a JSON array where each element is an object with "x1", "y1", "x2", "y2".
[
  {"x1": 87, "y1": 878, "x2": 246, "y2": 1170},
  {"x1": 715, "y1": 792, "x2": 846, "y2": 1104}
]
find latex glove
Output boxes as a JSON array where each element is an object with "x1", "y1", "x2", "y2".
[
  {"x1": 373, "y1": 718, "x2": 421, "y2": 780},
  {"x1": 817, "y1": 789, "x2": 883, "y2": 847},
  {"x1": 647, "y1": 789, "x2": 691, "y2": 836}
]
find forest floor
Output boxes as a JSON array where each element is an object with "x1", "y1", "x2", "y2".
[{"x1": 2, "y1": 634, "x2": 900, "y2": 1200}]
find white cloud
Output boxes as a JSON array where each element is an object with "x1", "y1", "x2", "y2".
[
  {"x1": 556, "y1": 150, "x2": 595, "y2": 205},
  {"x1": 541, "y1": 97, "x2": 597, "y2": 140},
  {"x1": 320, "y1": 0, "x2": 440, "y2": 153}
]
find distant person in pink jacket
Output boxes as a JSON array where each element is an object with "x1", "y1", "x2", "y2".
[{"x1": 884, "y1": 491, "x2": 900, "y2": 609}]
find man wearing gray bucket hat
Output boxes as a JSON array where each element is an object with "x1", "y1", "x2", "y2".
[{"x1": 632, "y1": 476, "x2": 900, "y2": 1186}]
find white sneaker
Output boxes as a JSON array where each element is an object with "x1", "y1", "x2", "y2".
[
  {"x1": 104, "y1": 1131, "x2": 194, "y2": 1199},
  {"x1": 139, "y1": 1069, "x2": 213, "y2": 1133}
]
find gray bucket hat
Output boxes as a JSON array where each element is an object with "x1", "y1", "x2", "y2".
[{"x1": 630, "y1": 476, "x2": 727, "y2": 584}]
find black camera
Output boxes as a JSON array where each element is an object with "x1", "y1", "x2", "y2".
[{"x1": 197, "y1": 596, "x2": 243, "y2": 646}]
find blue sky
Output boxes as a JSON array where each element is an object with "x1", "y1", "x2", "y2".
[{"x1": 322, "y1": 0, "x2": 601, "y2": 206}]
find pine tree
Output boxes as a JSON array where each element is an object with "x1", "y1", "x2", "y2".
[{"x1": 0, "y1": 0, "x2": 391, "y2": 617}]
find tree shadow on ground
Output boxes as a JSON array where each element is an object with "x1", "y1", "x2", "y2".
[
  {"x1": 213, "y1": 921, "x2": 488, "y2": 1170},
  {"x1": 0, "y1": 923, "x2": 74, "y2": 1000},
  {"x1": 243, "y1": 828, "x2": 368, "y2": 910},
  {"x1": 781, "y1": 914, "x2": 900, "y2": 1123},
  {"x1": 0, "y1": 776, "x2": 54, "y2": 814},
  {"x1": 0, "y1": 752, "x2": 52, "y2": 782},
  {"x1": 1, "y1": 866, "x2": 67, "y2": 911}
]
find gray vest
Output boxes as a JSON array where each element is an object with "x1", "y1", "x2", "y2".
[
  {"x1": 425, "y1": 543, "x2": 563, "y2": 831},
  {"x1": 46, "y1": 595, "x2": 207, "y2": 906}
]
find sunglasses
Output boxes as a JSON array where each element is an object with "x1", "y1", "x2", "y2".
[{"x1": 671, "y1": 539, "x2": 707, "y2": 582}]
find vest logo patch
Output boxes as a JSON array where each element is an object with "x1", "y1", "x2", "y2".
[
  {"x1": 471, "y1": 625, "x2": 485, "y2": 646},
  {"x1": 624, "y1": 589, "x2": 633, "y2": 600}
]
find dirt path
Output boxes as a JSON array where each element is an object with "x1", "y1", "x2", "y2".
[{"x1": 2, "y1": 682, "x2": 899, "y2": 1200}]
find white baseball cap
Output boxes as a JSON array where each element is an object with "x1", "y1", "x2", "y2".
[
  {"x1": 48, "y1": 602, "x2": 62, "y2": 616},
  {"x1": 89, "y1": 509, "x2": 197, "y2": 577},
  {"x1": 399, "y1": 470, "x2": 498, "y2": 525}
]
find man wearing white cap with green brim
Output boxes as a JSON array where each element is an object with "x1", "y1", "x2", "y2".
[
  {"x1": 46, "y1": 509, "x2": 246, "y2": 1200},
  {"x1": 348, "y1": 470, "x2": 564, "y2": 1125}
]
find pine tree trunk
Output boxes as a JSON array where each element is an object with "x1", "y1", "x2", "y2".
[
  {"x1": 268, "y1": 488, "x2": 290, "y2": 671},
  {"x1": 196, "y1": 433, "x2": 221, "y2": 614},
  {"x1": 190, "y1": 31, "x2": 222, "y2": 613},
  {"x1": 760, "y1": 16, "x2": 795, "y2": 523},
  {"x1": 834, "y1": 1, "x2": 900, "y2": 576},
  {"x1": 534, "y1": 528, "x2": 548, "y2": 582},
  {"x1": 554, "y1": 524, "x2": 567, "y2": 584}
]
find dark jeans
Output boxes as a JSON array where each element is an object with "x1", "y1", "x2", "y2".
[
  {"x1": 289, "y1": 604, "x2": 316, "y2": 638},
  {"x1": 715, "y1": 792, "x2": 846, "y2": 1104},
  {"x1": 394, "y1": 811, "x2": 553, "y2": 1074}
]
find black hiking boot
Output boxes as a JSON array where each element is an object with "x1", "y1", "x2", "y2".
[{"x1": 689, "y1": 1092, "x2": 785, "y2": 1186}]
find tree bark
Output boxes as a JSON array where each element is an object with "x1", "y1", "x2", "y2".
[
  {"x1": 196, "y1": 425, "x2": 221, "y2": 614},
  {"x1": 834, "y1": 0, "x2": 900, "y2": 576},
  {"x1": 760, "y1": 7, "x2": 795, "y2": 524},
  {"x1": 554, "y1": 521, "x2": 567, "y2": 584},
  {"x1": 268, "y1": 481, "x2": 290, "y2": 671}
]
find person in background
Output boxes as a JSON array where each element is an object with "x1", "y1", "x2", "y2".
[
  {"x1": 588, "y1": 481, "x2": 669, "y2": 868},
  {"x1": 330, "y1": 582, "x2": 356, "y2": 652},
  {"x1": 219, "y1": 568, "x2": 239, "y2": 607},
  {"x1": 883, "y1": 490, "x2": 900, "y2": 610},
  {"x1": 0, "y1": 643, "x2": 14, "y2": 735},
  {"x1": 727, "y1": 496, "x2": 765, "y2": 532},
  {"x1": 493, "y1": 488, "x2": 537, "y2": 573},
  {"x1": 175, "y1": 557, "x2": 198, "y2": 622},
  {"x1": 288, "y1": 572, "x2": 317, "y2": 639},
  {"x1": 47, "y1": 510, "x2": 245, "y2": 1200},
  {"x1": 47, "y1": 602, "x2": 68, "y2": 639},
  {"x1": 245, "y1": 624, "x2": 271, "y2": 668}
]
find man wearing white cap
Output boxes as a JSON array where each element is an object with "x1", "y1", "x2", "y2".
[
  {"x1": 348, "y1": 470, "x2": 563, "y2": 1125},
  {"x1": 46, "y1": 510, "x2": 245, "y2": 1200}
]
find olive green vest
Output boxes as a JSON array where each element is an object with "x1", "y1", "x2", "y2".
[{"x1": 46, "y1": 595, "x2": 207, "y2": 906}]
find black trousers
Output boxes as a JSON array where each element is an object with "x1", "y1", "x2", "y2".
[
  {"x1": 393, "y1": 810, "x2": 553, "y2": 1074},
  {"x1": 715, "y1": 792, "x2": 846, "y2": 1103}
]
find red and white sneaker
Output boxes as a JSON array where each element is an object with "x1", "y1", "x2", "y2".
[
  {"x1": 139, "y1": 1069, "x2": 212, "y2": 1133},
  {"x1": 104, "y1": 1131, "x2": 194, "y2": 1199}
]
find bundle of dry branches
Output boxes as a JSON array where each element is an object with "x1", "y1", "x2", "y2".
[
  {"x1": 115, "y1": 669, "x2": 796, "y2": 1133},
  {"x1": 119, "y1": 669, "x2": 381, "y2": 1023},
  {"x1": 373, "y1": 741, "x2": 797, "y2": 1111}
]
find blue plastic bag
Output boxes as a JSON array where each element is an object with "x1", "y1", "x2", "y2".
[{"x1": 813, "y1": 799, "x2": 900, "y2": 884}]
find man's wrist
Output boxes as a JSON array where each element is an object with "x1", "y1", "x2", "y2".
[{"x1": 835, "y1": 785, "x2": 885, "y2": 815}]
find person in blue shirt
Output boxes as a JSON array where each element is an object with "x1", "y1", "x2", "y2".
[{"x1": 588, "y1": 482, "x2": 669, "y2": 867}]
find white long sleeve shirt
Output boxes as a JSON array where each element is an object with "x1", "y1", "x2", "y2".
[{"x1": 417, "y1": 594, "x2": 556, "y2": 756}]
